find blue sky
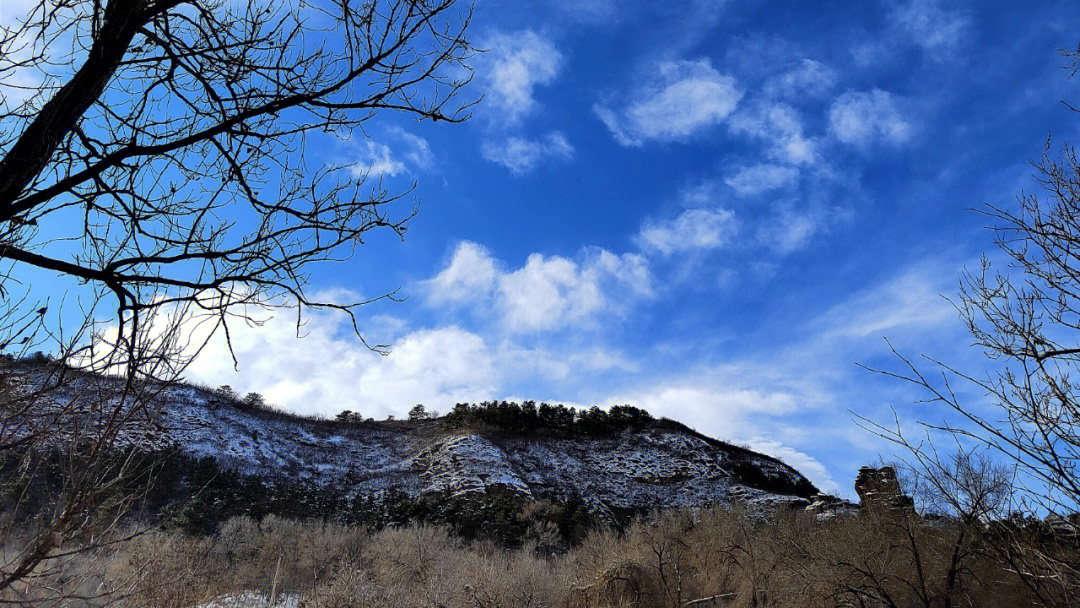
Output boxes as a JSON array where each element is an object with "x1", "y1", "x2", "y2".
[{"x1": 7, "y1": 0, "x2": 1080, "y2": 495}]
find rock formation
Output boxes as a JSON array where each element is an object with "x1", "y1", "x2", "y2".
[{"x1": 855, "y1": 466, "x2": 915, "y2": 515}]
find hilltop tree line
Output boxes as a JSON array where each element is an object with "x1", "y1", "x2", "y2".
[
  {"x1": 211, "y1": 383, "x2": 661, "y2": 439},
  {"x1": 336, "y1": 401, "x2": 657, "y2": 437}
]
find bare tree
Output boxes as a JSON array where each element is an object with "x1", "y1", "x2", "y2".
[
  {"x1": 868, "y1": 46, "x2": 1080, "y2": 607},
  {"x1": 0, "y1": 0, "x2": 472, "y2": 365},
  {"x1": 0, "y1": 0, "x2": 473, "y2": 601}
]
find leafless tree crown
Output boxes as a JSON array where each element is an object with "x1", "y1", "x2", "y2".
[
  {"x1": 863, "y1": 48, "x2": 1080, "y2": 606},
  {"x1": 0, "y1": 0, "x2": 474, "y2": 368}
]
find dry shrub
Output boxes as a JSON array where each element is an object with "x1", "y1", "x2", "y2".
[
  {"x1": 117, "y1": 515, "x2": 364, "y2": 607},
  {"x1": 26, "y1": 503, "x2": 1054, "y2": 607},
  {"x1": 330, "y1": 525, "x2": 570, "y2": 608},
  {"x1": 565, "y1": 505, "x2": 1038, "y2": 608},
  {"x1": 121, "y1": 533, "x2": 223, "y2": 608},
  {"x1": 569, "y1": 510, "x2": 715, "y2": 608}
]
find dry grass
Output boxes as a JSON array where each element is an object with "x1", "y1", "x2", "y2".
[
  {"x1": 3, "y1": 504, "x2": 1052, "y2": 607},
  {"x1": 114, "y1": 517, "x2": 570, "y2": 608}
]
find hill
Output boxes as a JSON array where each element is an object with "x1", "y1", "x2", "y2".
[{"x1": 4, "y1": 359, "x2": 820, "y2": 523}]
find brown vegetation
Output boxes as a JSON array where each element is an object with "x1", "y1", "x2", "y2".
[{"x1": 3, "y1": 499, "x2": 1065, "y2": 608}]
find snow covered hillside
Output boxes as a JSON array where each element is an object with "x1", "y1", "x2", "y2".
[{"x1": 6, "y1": 361, "x2": 821, "y2": 514}]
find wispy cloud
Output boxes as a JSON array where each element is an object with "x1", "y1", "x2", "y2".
[
  {"x1": 758, "y1": 203, "x2": 826, "y2": 255},
  {"x1": 475, "y1": 30, "x2": 572, "y2": 173},
  {"x1": 814, "y1": 263, "x2": 955, "y2": 339},
  {"x1": 390, "y1": 127, "x2": 435, "y2": 171},
  {"x1": 764, "y1": 59, "x2": 838, "y2": 99},
  {"x1": 853, "y1": 0, "x2": 970, "y2": 67},
  {"x1": 600, "y1": 259, "x2": 968, "y2": 495},
  {"x1": 340, "y1": 129, "x2": 435, "y2": 179},
  {"x1": 348, "y1": 141, "x2": 406, "y2": 178},
  {"x1": 730, "y1": 102, "x2": 817, "y2": 165},
  {"x1": 479, "y1": 30, "x2": 562, "y2": 124},
  {"x1": 748, "y1": 438, "x2": 840, "y2": 494},
  {"x1": 891, "y1": 0, "x2": 970, "y2": 60},
  {"x1": 595, "y1": 59, "x2": 742, "y2": 146},
  {"x1": 481, "y1": 132, "x2": 574, "y2": 174},
  {"x1": 637, "y1": 207, "x2": 738, "y2": 255},
  {"x1": 829, "y1": 90, "x2": 912, "y2": 147},
  {"x1": 543, "y1": 0, "x2": 618, "y2": 24},
  {"x1": 725, "y1": 164, "x2": 800, "y2": 196}
]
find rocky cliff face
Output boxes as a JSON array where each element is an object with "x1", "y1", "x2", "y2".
[{"x1": 6, "y1": 362, "x2": 820, "y2": 515}]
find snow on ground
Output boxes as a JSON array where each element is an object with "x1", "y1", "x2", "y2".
[
  {"x1": 6, "y1": 363, "x2": 819, "y2": 513},
  {"x1": 197, "y1": 591, "x2": 300, "y2": 608}
]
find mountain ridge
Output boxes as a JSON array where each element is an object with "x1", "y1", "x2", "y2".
[{"x1": 6, "y1": 359, "x2": 821, "y2": 516}]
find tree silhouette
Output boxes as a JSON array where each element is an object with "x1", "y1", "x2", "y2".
[
  {"x1": 869, "y1": 47, "x2": 1080, "y2": 605},
  {"x1": 0, "y1": 0, "x2": 473, "y2": 372},
  {"x1": 0, "y1": 0, "x2": 473, "y2": 600}
]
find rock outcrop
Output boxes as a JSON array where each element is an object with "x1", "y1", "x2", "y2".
[
  {"x1": 803, "y1": 492, "x2": 858, "y2": 519},
  {"x1": 855, "y1": 466, "x2": 915, "y2": 515}
]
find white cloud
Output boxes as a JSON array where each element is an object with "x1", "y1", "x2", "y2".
[
  {"x1": 480, "y1": 30, "x2": 562, "y2": 124},
  {"x1": 679, "y1": 180, "x2": 723, "y2": 207},
  {"x1": 348, "y1": 141, "x2": 406, "y2": 178},
  {"x1": 623, "y1": 384, "x2": 800, "y2": 420},
  {"x1": 339, "y1": 128, "x2": 435, "y2": 178},
  {"x1": 637, "y1": 207, "x2": 738, "y2": 256},
  {"x1": 348, "y1": 326, "x2": 497, "y2": 413},
  {"x1": 91, "y1": 287, "x2": 647, "y2": 422},
  {"x1": 426, "y1": 241, "x2": 652, "y2": 333},
  {"x1": 498, "y1": 255, "x2": 606, "y2": 331},
  {"x1": 730, "y1": 102, "x2": 816, "y2": 165},
  {"x1": 425, "y1": 241, "x2": 499, "y2": 306},
  {"x1": 499, "y1": 249, "x2": 651, "y2": 332},
  {"x1": 585, "y1": 247, "x2": 653, "y2": 296},
  {"x1": 764, "y1": 59, "x2": 837, "y2": 99},
  {"x1": 495, "y1": 343, "x2": 639, "y2": 385},
  {"x1": 595, "y1": 59, "x2": 742, "y2": 146},
  {"x1": 92, "y1": 301, "x2": 499, "y2": 418},
  {"x1": 725, "y1": 164, "x2": 799, "y2": 196},
  {"x1": 570, "y1": 347, "x2": 640, "y2": 373},
  {"x1": 891, "y1": 0, "x2": 969, "y2": 59},
  {"x1": 481, "y1": 132, "x2": 574, "y2": 174},
  {"x1": 829, "y1": 90, "x2": 912, "y2": 146}
]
